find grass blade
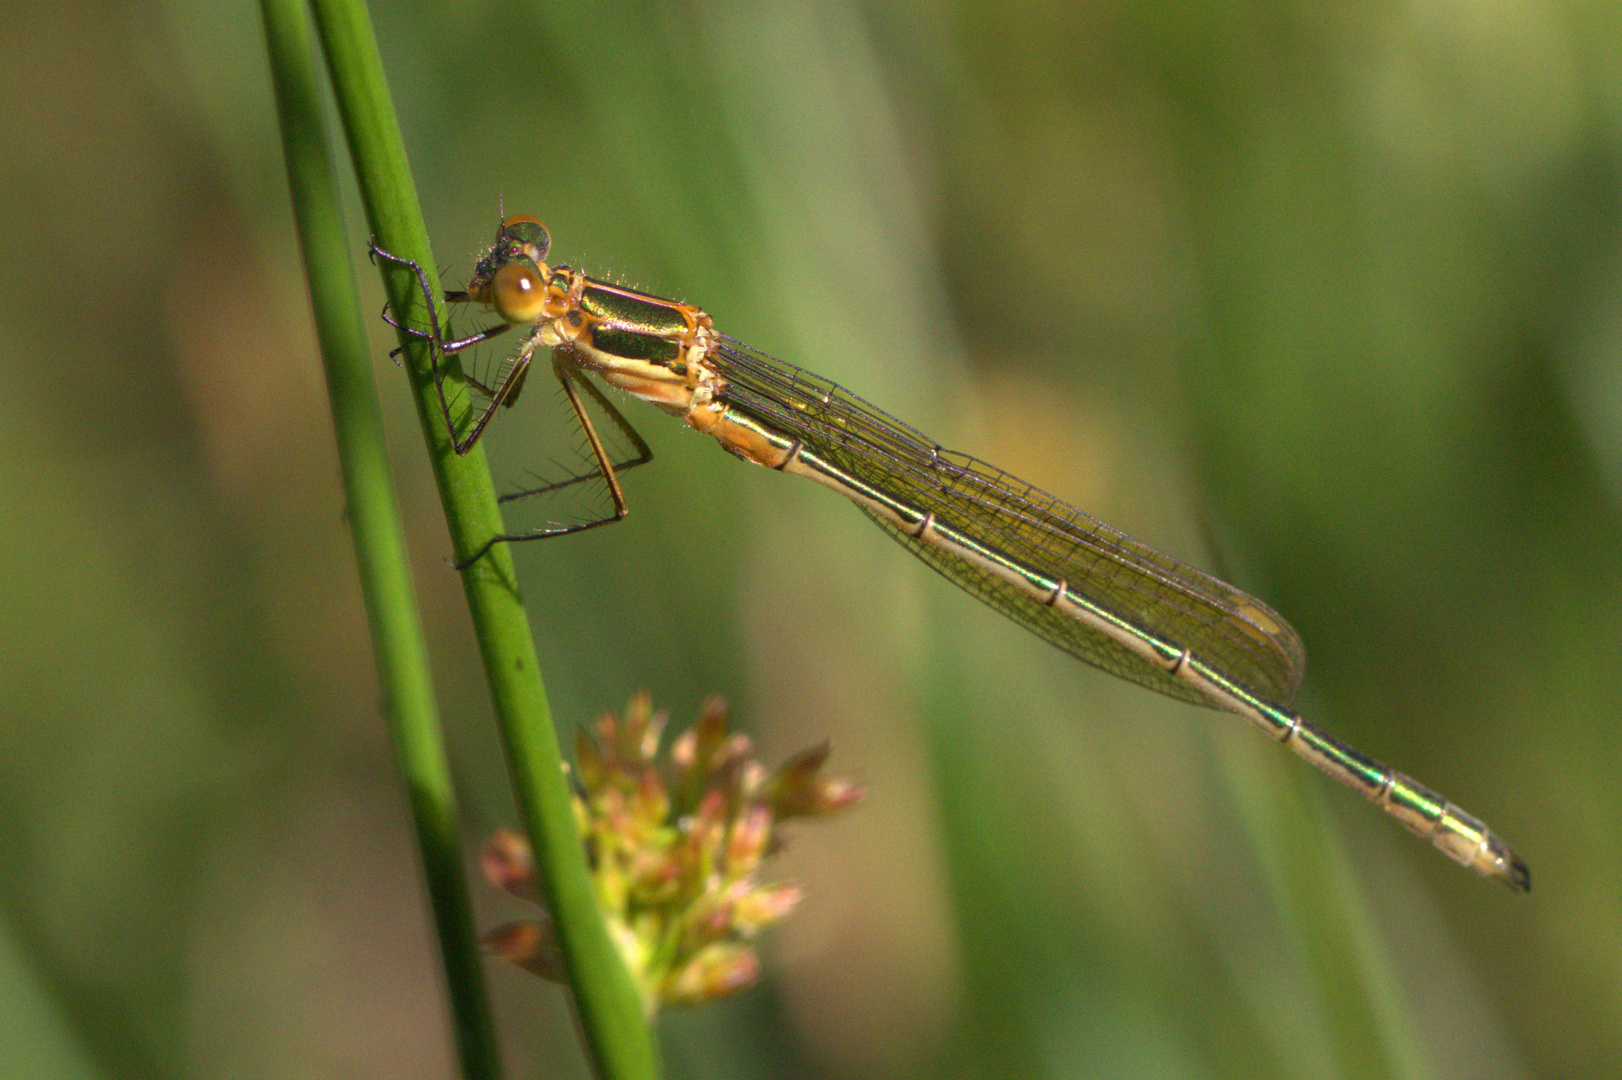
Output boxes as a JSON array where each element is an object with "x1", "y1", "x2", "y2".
[
  {"x1": 257, "y1": 0, "x2": 504, "y2": 1074},
  {"x1": 303, "y1": 1, "x2": 660, "y2": 1075}
]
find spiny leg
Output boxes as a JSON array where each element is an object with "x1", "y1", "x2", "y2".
[
  {"x1": 369, "y1": 241, "x2": 524, "y2": 455},
  {"x1": 393, "y1": 279, "x2": 510, "y2": 354},
  {"x1": 494, "y1": 368, "x2": 653, "y2": 506},
  {"x1": 455, "y1": 353, "x2": 646, "y2": 569},
  {"x1": 465, "y1": 350, "x2": 531, "y2": 410},
  {"x1": 393, "y1": 313, "x2": 518, "y2": 399},
  {"x1": 369, "y1": 242, "x2": 469, "y2": 447},
  {"x1": 369, "y1": 241, "x2": 450, "y2": 344},
  {"x1": 383, "y1": 314, "x2": 514, "y2": 361}
]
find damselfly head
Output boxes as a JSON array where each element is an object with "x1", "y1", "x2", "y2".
[{"x1": 465, "y1": 215, "x2": 557, "y2": 323}]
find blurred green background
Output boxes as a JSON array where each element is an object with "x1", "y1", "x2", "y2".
[{"x1": 2, "y1": 0, "x2": 1618, "y2": 1077}]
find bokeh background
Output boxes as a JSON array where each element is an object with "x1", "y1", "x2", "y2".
[{"x1": 2, "y1": 0, "x2": 1619, "y2": 1077}]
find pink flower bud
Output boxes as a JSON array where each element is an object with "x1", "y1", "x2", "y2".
[
  {"x1": 665, "y1": 943, "x2": 760, "y2": 1005},
  {"x1": 480, "y1": 831, "x2": 537, "y2": 901}
]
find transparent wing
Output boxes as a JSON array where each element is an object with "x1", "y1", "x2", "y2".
[{"x1": 711, "y1": 335, "x2": 1306, "y2": 708}]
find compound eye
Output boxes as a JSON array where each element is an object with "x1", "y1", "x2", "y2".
[
  {"x1": 500, "y1": 214, "x2": 551, "y2": 263},
  {"x1": 491, "y1": 261, "x2": 547, "y2": 323}
]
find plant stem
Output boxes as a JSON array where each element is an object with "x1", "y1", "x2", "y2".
[
  {"x1": 1220, "y1": 736, "x2": 1429, "y2": 1080},
  {"x1": 304, "y1": 1, "x2": 661, "y2": 1075},
  {"x1": 257, "y1": 1, "x2": 504, "y2": 1075}
]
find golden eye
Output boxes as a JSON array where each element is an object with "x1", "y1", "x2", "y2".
[{"x1": 491, "y1": 262, "x2": 546, "y2": 323}]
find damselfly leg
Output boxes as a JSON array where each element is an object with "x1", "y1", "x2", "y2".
[
  {"x1": 453, "y1": 353, "x2": 652, "y2": 568},
  {"x1": 371, "y1": 237, "x2": 653, "y2": 567},
  {"x1": 370, "y1": 241, "x2": 531, "y2": 454}
]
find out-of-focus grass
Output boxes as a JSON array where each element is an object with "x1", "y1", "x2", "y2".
[{"x1": 0, "y1": 0, "x2": 1617, "y2": 1078}]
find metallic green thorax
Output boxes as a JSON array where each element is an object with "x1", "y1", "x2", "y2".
[{"x1": 580, "y1": 282, "x2": 690, "y2": 363}]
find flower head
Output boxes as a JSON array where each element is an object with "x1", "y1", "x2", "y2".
[{"x1": 482, "y1": 692, "x2": 861, "y2": 1013}]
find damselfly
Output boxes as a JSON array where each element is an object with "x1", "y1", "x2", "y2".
[{"x1": 372, "y1": 215, "x2": 1529, "y2": 892}]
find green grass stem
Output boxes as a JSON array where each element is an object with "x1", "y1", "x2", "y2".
[
  {"x1": 302, "y1": 1, "x2": 660, "y2": 1076},
  {"x1": 257, "y1": 1, "x2": 503, "y2": 1075},
  {"x1": 1219, "y1": 731, "x2": 1431, "y2": 1080}
]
